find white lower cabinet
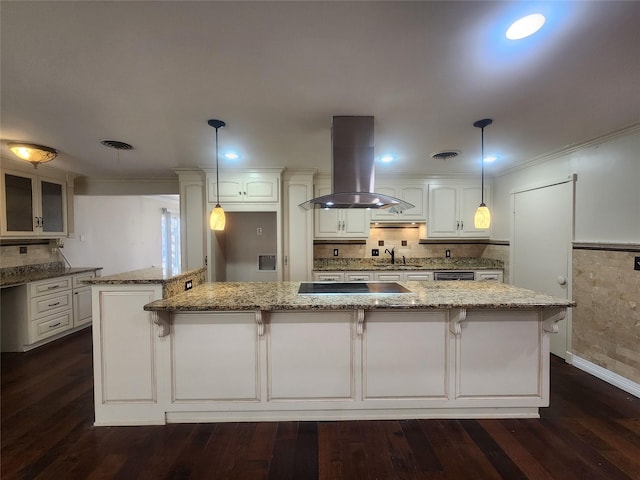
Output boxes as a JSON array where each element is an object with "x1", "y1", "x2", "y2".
[
  {"x1": 73, "y1": 272, "x2": 95, "y2": 327},
  {"x1": 1, "y1": 272, "x2": 97, "y2": 352},
  {"x1": 92, "y1": 306, "x2": 559, "y2": 425},
  {"x1": 92, "y1": 284, "x2": 167, "y2": 425}
]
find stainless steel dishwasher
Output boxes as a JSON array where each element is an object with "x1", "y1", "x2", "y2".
[{"x1": 433, "y1": 271, "x2": 475, "y2": 281}]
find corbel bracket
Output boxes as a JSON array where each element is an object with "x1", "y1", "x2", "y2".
[
  {"x1": 256, "y1": 310, "x2": 265, "y2": 337},
  {"x1": 542, "y1": 308, "x2": 566, "y2": 334},
  {"x1": 449, "y1": 308, "x2": 467, "y2": 336},
  {"x1": 152, "y1": 311, "x2": 170, "y2": 338},
  {"x1": 356, "y1": 309, "x2": 365, "y2": 336}
]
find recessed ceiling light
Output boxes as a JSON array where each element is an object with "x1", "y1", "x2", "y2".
[
  {"x1": 506, "y1": 13, "x2": 546, "y2": 40},
  {"x1": 484, "y1": 155, "x2": 497, "y2": 163},
  {"x1": 224, "y1": 152, "x2": 239, "y2": 160},
  {"x1": 379, "y1": 155, "x2": 395, "y2": 163}
]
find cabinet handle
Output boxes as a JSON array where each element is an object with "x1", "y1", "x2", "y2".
[
  {"x1": 48, "y1": 302, "x2": 61, "y2": 307},
  {"x1": 239, "y1": 191, "x2": 242, "y2": 195},
  {"x1": 460, "y1": 221, "x2": 463, "y2": 230},
  {"x1": 456, "y1": 221, "x2": 460, "y2": 230},
  {"x1": 47, "y1": 285, "x2": 60, "y2": 290},
  {"x1": 243, "y1": 191, "x2": 247, "y2": 196},
  {"x1": 49, "y1": 322, "x2": 61, "y2": 328}
]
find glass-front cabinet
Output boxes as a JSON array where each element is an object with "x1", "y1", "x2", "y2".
[{"x1": 1, "y1": 170, "x2": 67, "y2": 237}]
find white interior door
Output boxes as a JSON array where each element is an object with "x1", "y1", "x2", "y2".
[{"x1": 511, "y1": 178, "x2": 574, "y2": 358}]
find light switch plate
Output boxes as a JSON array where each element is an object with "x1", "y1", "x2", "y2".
[{"x1": 635, "y1": 256, "x2": 640, "y2": 271}]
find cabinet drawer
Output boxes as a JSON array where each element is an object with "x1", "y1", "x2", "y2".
[
  {"x1": 29, "y1": 277, "x2": 72, "y2": 297},
  {"x1": 30, "y1": 290, "x2": 72, "y2": 319},
  {"x1": 312, "y1": 272, "x2": 345, "y2": 282},
  {"x1": 32, "y1": 311, "x2": 72, "y2": 342},
  {"x1": 73, "y1": 272, "x2": 96, "y2": 288},
  {"x1": 345, "y1": 272, "x2": 373, "y2": 282}
]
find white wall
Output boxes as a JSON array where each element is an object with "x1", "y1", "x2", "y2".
[
  {"x1": 492, "y1": 127, "x2": 640, "y2": 243},
  {"x1": 63, "y1": 195, "x2": 180, "y2": 276}
]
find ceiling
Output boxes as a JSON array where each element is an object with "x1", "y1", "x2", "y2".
[{"x1": 1, "y1": 1, "x2": 639, "y2": 180}]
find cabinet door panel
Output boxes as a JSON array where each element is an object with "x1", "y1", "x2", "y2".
[
  {"x1": 172, "y1": 313, "x2": 259, "y2": 401},
  {"x1": 268, "y1": 312, "x2": 353, "y2": 399},
  {"x1": 73, "y1": 288, "x2": 93, "y2": 327},
  {"x1": 343, "y1": 209, "x2": 368, "y2": 236},
  {"x1": 244, "y1": 178, "x2": 278, "y2": 202},
  {"x1": 456, "y1": 310, "x2": 541, "y2": 397},
  {"x1": 363, "y1": 311, "x2": 447, "y2": 398},
  {"x1": 3, "y1": 173, "x2": 35, "y2": 233},
  {"x1": 40, "y1": 180, "x2": 65, "y2": 233},
  {"x1": 459, "y1": 186, "x2": 490, "y2": 237},
  {"x1": 428, "y1": 186, "x2": 458, "y2": 236},
  {"x1": 99, "y1": 290, "x2": 157, "y2": 402}
]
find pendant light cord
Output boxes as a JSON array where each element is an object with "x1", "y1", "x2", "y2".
[
  {"x1": 480, "y1": 126, "x2": 485, "y2": 204},
  {"x1": 215, "y1": 126, "x2": 221, "y2": 206}
]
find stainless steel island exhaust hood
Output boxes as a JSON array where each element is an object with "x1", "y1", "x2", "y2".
[{"x1": 299, "y1": 116, "x2": 414, "y2": 212}]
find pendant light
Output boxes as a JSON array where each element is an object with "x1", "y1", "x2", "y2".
[
  {"x1": 473, "y1": 118, "x2": 493, "y2": 229},
  {"x1": 8, "y1": 142, "x2": 58, "y2": 168},
  {"x1": 208, "y1": 119, "x2": 226, "y2": 231}
]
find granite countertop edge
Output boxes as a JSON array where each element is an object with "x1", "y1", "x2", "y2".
[
  {"x1": 0, "y1": 265, "x2": 103, "y2": 288},
  {"x1": 83, "y1": 267, "x2": 206, "y2": 286},
  {"x1": 144, "y1": 281, "x2": 574, "y2": 312}
]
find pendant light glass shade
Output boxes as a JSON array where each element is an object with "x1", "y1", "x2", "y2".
[
  {"x1": 210, "y1": 204, "x2": 226, "y2": 231},
  {"x1": 207, "y1": 119, "x2": 226, "y2": 231},
  {"x1": 8, "y1": 142, "x2": 57, "y2": 168},
  {"x1": 473, "y1": 119, "x2": 493, "y2": 230},
  {"x1": 474, "y1": 203, "x2": 491, "y2": 229}
]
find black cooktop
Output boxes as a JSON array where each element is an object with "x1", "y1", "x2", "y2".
[{"x1": 298, "y1": 282, "x2": 412, "y2": 295}]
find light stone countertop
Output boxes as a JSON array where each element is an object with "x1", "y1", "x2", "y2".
[
  {"x1": 143, "y1": 281, "x2": 574, "y2": 312},
  {"x1": 0, "y1": 263, "x2": 102, "y2": 288},
  {"x1": 83, "y1": 266, "x2": 207, "y2": 299}
]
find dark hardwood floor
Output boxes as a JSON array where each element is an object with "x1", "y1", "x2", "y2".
[{"x1": 2, "y1": 328, "x2": 639, "y2": 480}]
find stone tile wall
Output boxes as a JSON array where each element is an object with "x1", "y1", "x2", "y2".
[{"x1": 572, "y1": 247, "x2": 640, "y2": 384}]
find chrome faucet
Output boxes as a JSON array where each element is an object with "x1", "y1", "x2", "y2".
[{"x1": 384, "y1": 247, "x2": 395, "y2": 265}]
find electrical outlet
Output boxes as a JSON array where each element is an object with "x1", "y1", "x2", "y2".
[
  {"x1": 185, "y1": 280, "x2": 193, "y2": 290},
  {"x1": 635, "y1": 256, "x2": 640, "y2": 271},
  {"x1": 257, "y1": 227, "x2": 263, "y2": 235},
  {"x1": 333, "y1": 248, "x2": 339, "y2": 257},
  {"x1": 445, "y1": 249, "x2": 451, "y2": 258},
  {"x1": 19, "y1": 246, "x2": 27, "y2": 254},
  {"x1": 372, "y1": 249, "x2": 379, "y2": 256}
]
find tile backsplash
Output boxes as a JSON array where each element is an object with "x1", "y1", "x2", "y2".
[{"x1": 0, "y1": 243, "x2": 61, "y2": 269}]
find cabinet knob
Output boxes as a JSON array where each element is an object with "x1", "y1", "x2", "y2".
[{"x1": 557, "y1": 275, "x2": 567, "y2": 286}]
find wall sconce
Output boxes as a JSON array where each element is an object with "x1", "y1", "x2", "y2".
[{"x1": 8, "y1": 142, "x2": 58, "y2": 168}]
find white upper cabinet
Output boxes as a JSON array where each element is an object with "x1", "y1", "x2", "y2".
[
  {"x1": 207, "y1": 171, "x2": 279, "y2": 203},
  {"x1": 1, "y1": 169, "x2": 67, "y2": 238},
  {"x1": 370, "y1": 182, "x2": 426, "y2": 222},
  {"x1": 427, "y1": 183, "x2": 491, "y2": 238},
  {"x1": 313, "y1": 185, "x2": 369, "y2": 239}
]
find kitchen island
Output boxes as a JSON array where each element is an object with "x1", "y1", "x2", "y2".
[{"x1": 92, "y1": 278, "x2": 572, "y2": 425}]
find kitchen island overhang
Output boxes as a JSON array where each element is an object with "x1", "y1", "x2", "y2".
[{"x1": 94, "y1": 280, "x2": 573, "y2": 426}]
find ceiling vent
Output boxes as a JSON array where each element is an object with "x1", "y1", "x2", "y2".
[
  {"x1": 100, "y1": 140, "x2": 134, "y2": 150},
  {"x1": 431, "y1": 150, "x2": 460, "y2": 160}
]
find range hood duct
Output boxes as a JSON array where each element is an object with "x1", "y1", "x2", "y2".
[{"x1": 299, "y1": 116, "x2": 414, "y2": 212}]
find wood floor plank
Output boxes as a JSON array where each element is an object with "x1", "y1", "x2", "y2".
[
  {"x1": 478, "y1": 419, "x2": 556, "y2": 480},
  {"x1": 1, "y1": 328, "x2": 639, "y2": 480}
]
